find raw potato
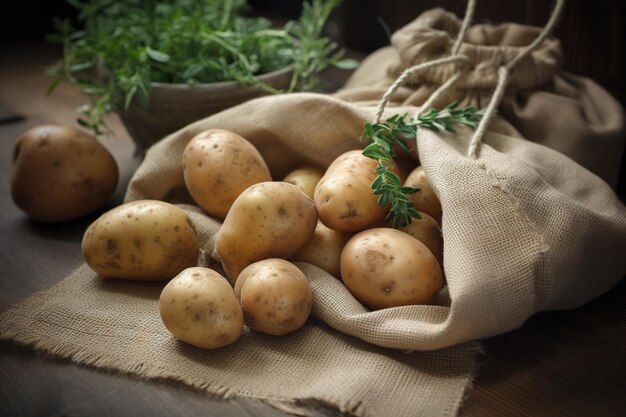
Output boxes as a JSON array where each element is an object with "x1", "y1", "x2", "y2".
[
  {"x1": 341, "y1": 228, "x2": 442, "y2": 310},
  {"x1": 82, "y1": 200, "x2": 199, "y2": 280},
  {"x1": 291, "y1": 220, "x2": 352, "y2": 278},
  {"x1": 404, "y1": 165, "x2": 442, "y2": 222},
  {"x1": 398, "y1": 211, "x2": 444, "y2": 268},
  {"x1": 183, "y1": 129, "x2": 271, "y2": 219},
  {"x1": 282, "y1": 166, "x2": 324, "y2": 199},
  {"x1": 215, "y1": 181, "x2": 317, "y2": 283},
  {"x1": 10, "y1": 124, "x2": 118, "y2": 222},
  {"x1": 234, "y1": 259, "x2": 312, "y2": 336},
  {"x1": 159, "y1": 267, "x2": 243, "y2": 349},
  {"x1": 314, "y1": 150, "x2": 398, "y2": 232}
]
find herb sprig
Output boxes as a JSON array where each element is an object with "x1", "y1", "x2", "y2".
[
  {"x1": 46, "y1": 0, "x2": 357, "y2": 136},
  {"x1": 362, "y1": 102, "x2": 484, "y2": 228}
]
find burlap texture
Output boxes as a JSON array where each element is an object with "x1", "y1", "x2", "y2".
[{"x1": 2, "y1": 8, "x2": 626, "y2": 417}]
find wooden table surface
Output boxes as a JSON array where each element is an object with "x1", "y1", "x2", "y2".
[{"x1": 1, "y1": 43, "x2": 625, "y2": 417}]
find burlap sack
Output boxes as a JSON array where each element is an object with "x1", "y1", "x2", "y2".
[
  {"x1": 336, "y1": 8, "x2": 626, "y2": 189},
  {"x1": 125, "y1": 91, "x2": 626, "y2": 350}
]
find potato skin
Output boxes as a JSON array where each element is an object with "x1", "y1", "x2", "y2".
[
  {"x1": 159, "y1": 267, "x2": 243, "y2": 349},
  {"x1": 404, "y1": 166, "x2": 442, "y2": 222},
  {"x1": 183, "y1": 129, "x2": 271, "y2": 219},
  {"x1": 282, "y1": 166, "x2": 324, "y2": 199},
  {"x1": 234, "y1": 259, "x2": 312, "y2": 336},
  {"x1": 340, "y1": 228, "x2": 442, "y2": 310},
  {"x1": 215, "y1": 181, "x2": 317, "y2": 283},
  {"x1": 82, "y1": 200, "x2": 199, "y2": 280},
  {"x1": 291, "y1": 220, "x2": 352, "y2": 278},
  {"x1": 10, "y1": 124, "x2": 118, "y2": 222},
  {"x1": 314, "y1": 150, "x2": 397, "y2": 232},
  {"x1": 398, "y1": 211, "x2": 444, "y2": 268}
]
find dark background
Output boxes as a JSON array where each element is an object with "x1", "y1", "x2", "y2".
[{"x1": 2, "y1": 0, "x2": 625, "y2": 194}]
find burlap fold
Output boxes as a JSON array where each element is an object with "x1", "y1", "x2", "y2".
[{"x1": 124, "y1": 92, "x2": 626, "y2": 350}]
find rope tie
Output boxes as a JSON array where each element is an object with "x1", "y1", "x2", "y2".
[
  {"x1": 373, "y1": 55, "x2": 470, "y2": 124},
  {"x1": 374, "y1": 0, "x2": 566, "y2": 158}
]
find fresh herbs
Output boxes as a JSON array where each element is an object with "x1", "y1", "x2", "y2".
[
  {"x1": 362, "y1": 102, "x2": 484, "y2": 228},
  {"x1": 46, "y1": 0, "x2": 357, "y2": 135}
]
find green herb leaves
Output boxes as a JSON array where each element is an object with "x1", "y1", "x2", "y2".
[
  {"x1": 362, "y1": 102, "x2": 484, "y2": 228},
  {"x1": 46, "y1": 0, "x2": 357, "y2": 136}
]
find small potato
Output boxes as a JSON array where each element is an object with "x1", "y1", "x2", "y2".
[
  {"x1": 159, "y1": 267, "x2": 243, "y2": 349},
  {"x1": 82, "y1": 200, "x2": 199, "y2": 280},
  {"x1": 291, "y1": 220, "x2": 352, "y2": 278},
  {"x1": 214, "y1": 181, "x2": 317, "y2": 283},
  {"x1": 314, "y1": 150, "x2": 398, "y2": 232},
  {"x1": 234, "y1": 259, "x2": 312, "y2": 336},
  {"x1": 10, "y1": 124, "x2": 118, "y2": 222},
  {"x1": 282, "y1": 166, "x2": 324, "y2": 199},
  {"x1": 183, "y1": 129, "x2": 271, "y2": 219},
  {"x1": 398, "y1": 211, "x2": 443, "y2": 268},
  {"x1": 404, "y1": 166, "x2": 442, "y2": 222},
  {"x1": 341, "y1": 228, "x2": 442, "y2": 310}
]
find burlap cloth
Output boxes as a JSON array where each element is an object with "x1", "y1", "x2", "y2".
[{"x1": 2, "y1": 7, "x2": 626, "y2": 417}]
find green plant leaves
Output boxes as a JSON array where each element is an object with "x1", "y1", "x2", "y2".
[
  {"x1": 362, "y1": 103, "x2": 484, "y2": 228},
  {"x1": 46, "y1": 0, "x2": 356, "y2": 136}
]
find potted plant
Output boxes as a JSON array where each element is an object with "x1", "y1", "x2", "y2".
[{"x1": 46, "y1": 0, "x2": 356, "y2": 153}]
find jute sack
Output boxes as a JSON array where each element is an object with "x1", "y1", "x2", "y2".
[
  {"x1": 336, "y1": 8, "x2": 625, "y2": 189},
  {"x1": 125, "y1": 0, "x2": 626, "y2": 350},
  {"x1": 126, "y1": 93, "x2": 626, "y2": 351}
]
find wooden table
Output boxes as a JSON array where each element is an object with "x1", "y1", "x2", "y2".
[{"x1": 1, "y1": 42, "x2": 624, "y2": 417}]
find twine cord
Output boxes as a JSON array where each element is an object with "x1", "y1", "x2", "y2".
[
  {"x1": 467, "y1": 0, "x2": 565, "y2": 158},
  {"x1": 415, "y1": 0, "x2": 477, "y2": 117},
  {"x1": 374, "y1": 55, "x2": 470, "y2": 124}
]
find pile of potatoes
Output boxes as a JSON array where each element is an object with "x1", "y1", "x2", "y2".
[{"x1": 81, "y1": 129, "x2": 444, "y2": 349}]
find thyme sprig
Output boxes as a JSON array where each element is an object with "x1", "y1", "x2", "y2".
[
  {"x1": 362, "y1": 102, "x2": 484, "y2": 228},
  {"x1": 46, "y1": 0, "x2": 357, "y2": 136}
]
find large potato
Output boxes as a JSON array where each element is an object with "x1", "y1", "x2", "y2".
[
  {"x1": 282, "y1": 166, "x2": 324, "y2": 199},
  {"x1": 341, "y1": 228, "x2": 442, "y2": 310},
  {"x1": 314, "y1": 150, "x2": 397, "y2": 232},
  {"x1": 404, "y1": 166, "x2": 442, "y2": 222},
  {"x1": 182, "y1": 129, "x2": 271, "y2": 219},
  {"x1": 82, "y1": 200, "x2": 199, "y2": 280},
  {"x1": 214, "y1": 181, "x2": 317, "y2": 283},
  {"x1": 160, "y1": 267, "x2": 243, "y2": 349},
  {"x1": 291, "y1": 220, "x2": 352, "y2": 278},
  {"x1": 234, "y1": 259, "x2": 312, "y2": 336},
  {"x1": 10, "y1": 124, "x2": 118, "y2": 222},
  {"x1": 398, "y1": 211, "x2": 444, "y2": 268}
]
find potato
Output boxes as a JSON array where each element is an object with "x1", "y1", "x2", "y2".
[
  {"x1": 182, "y1": 129, "x2": 271, "y2": 219},
  {"x1": 404, "y1": 165, "x2": 442, "y2": 222},
  {"x1": 291, "y1": 220, "x2": 352, "y2": 278},
  {"x1": 214, "y1": 181, "x2": 317, "y2": 283},
  {"x1": 340, "y1": 228, "x2": 442, "y2": 310},
  {"x1": 234, "y1": 259, "x2": 312, "y2": 336},
  {"x1": 159, "y1": 267, "x2": 243, "y2": 349},
  {"x1": 10, "y1": 124, "x2": 118, "y2": 222},
  {"x1": 314, "y1": 150, "x2": 398, "y2": 232},
  {"x1": 82, "y1": 200, "x2": 199, "y2": 280},
  {"x1": 282, "y1": 166, "x2": 324, "y2": 199},
  {"x1": 398, "y1": 211, "x2": 444, "y2": 268}
]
